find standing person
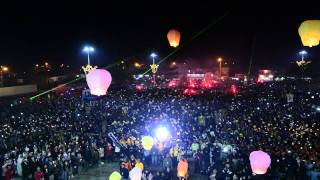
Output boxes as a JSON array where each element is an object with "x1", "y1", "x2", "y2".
[
  {"x1": 130, "y1": 155, "x2": 136, "y2": 170},
  {"x1": 22, "y1": 159, "x2": 30, "y2": 180},
  {"x1": 43, "y1": 164, "x2": 51, "y2": 180},
  {"x1": 34, "y1": 167, "x2": 44, "y2": 180},
  {"x1": 114, "y1": 143, "x2": 121, "y2": 161},
  {"x1": 163, "y1": 154, "x2": 173, "y2": 172},
  {"x1": 3, "y1": 165, "x2": 14, "y2": 180},
  {"x1": 98, "y1": 146, "x2": 104, "y2": 164},
  {"x1": 151, "y1": 147, "x2": 157, "y2": 166},
  {"x1": 104, "y1": 143, "x2": 113, "y2": 163},
  {"x1": 61, "y1": 161, "x2": 69, "y2": 180},
  {"x1": 120, "y1": 163, "x2": 129, "y2": 180},
  {"x1": 17, "y1": 154, "x2": 23, "y2": 177}
]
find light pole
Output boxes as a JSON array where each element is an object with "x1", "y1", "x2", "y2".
[
  {"x1": 83, "y1": 46, "x2": 95, "y2": 65},
  {"x1": 217, "y1": 57, "x2": 223, "y2": 78},
  {"x1": 150, "y1": 53, "x2": 159, "y2": 85},
  {"x1": 299, "y1": 50, "x2": 307, "y2": 61},
  {"x1": 82, "y1": 46, "x2": 97, "y2": 75},
  {"x1": 151, "y1": 53, "x2": 157, "y2": 64},
  {"x1": 0, "y1": 66, "x2": 9, "y2": 87}
]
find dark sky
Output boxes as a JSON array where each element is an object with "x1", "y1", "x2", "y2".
[{"x1": 0, "y1": 1, "x2": 319, "y2": 74}]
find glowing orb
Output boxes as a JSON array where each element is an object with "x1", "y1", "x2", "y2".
[{"x1": 155, "y1": 126, "x2": 170, "y2": 142}]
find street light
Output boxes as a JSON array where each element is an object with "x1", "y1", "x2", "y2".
[
  {"x1": 134, "y1": 62, "x2": 142, "y2": 69},
  {"x1": 150, "y1": 53, "x2": 157, "y2": 64},
  {"x1": 150, "y1": 53, "x2": 159, "y2": 85},
  {"x1": 0, "y1": 66, "x2": 9, "y2": 87},
  {"x1": 217, "y1": 57, "x2": 223, "y2": 78},
  {"x1": 83, "y1": 46, "x2": 95, "y2": 65},
  {"x1": 2, "y1": 66, "x2": 8, "y2": 72},
  {"x1": 299, "y1": 50, "x2": 307, "y2": 61}
]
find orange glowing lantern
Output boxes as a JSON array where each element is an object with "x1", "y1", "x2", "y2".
[
  {"x1": 167, "y1": 29, "x2": 181, "y2": 48},
  {"x1": 177, "y1": 159, "x2": 188, "y2": 178}
]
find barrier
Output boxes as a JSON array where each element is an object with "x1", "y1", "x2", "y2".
[{"x1": 0, "y1": 84, "x2": 37, "y2": 97}]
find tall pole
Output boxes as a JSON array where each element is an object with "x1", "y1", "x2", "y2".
[
  {"x1": 152, "y1": 55, "x2": 156, "y2": 85},
  {"x1": 219, "y1": 61, "x2": 222, "y2": 78},
  {"x1": 217, "y1": 58, "x2": 222, "y2": 78},
  {"x1": 0, "y1": 70, "x2": 3, "y2": 87},
  {"x1": 153, "y1": 57, "x2": 156, "y2": 85},
  {"x1": 87, "y1": 51, "x2": 90, "y2": 65}
]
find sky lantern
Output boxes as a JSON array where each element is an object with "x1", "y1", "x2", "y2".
[
  {"x1": 167, "y1": 29, "x2": 181, "y2": 48},
  {"x1": 109, "y1": 171, "x2": 121, "y2": 180},
  {"x1": 129, "y1": 167, "x2": 142, "y2": 180},
  {"x1": 86, "y1": 69, "x2": 112, "y2": 96},
  {"x1": 249, "y1": 151, "x2": 271, "y2": 175},
  {"x1": 141, "y1": 136, "x2": 154, "y2": 150},
  {"x1": 177, "y1": 159, "x2": 188, "y2": 178},
  {"x1": 298, "y1": 20, "x2": 320, "y2": 47}
]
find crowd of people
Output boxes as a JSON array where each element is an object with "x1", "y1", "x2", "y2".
[{"x1": 0, "y1": 80, "x2": 320, "y2": 180}]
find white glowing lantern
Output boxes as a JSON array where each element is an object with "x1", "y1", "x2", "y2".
[
  {"x1": 86, "y1": 69, "x2": 112, "y2": 96},
  {"x1": 249, "y1": 151, "x2": 271, "y2": 174},
  {"x1": 129, "y1": 167, "x2": 142, "y2": 180}
]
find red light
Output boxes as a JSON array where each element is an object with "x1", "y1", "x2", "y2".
[
  {"x1": 136, "y1": 84, "x2": 144, "y2": 91},
  {"x1": 169, "y1": 80, "x2": 177, "y2": 87},
  {"x1": 230, "y1": 85, "x2": 238, "y2": 94},
  {"x1": 183, "y1": 88, "x2": 197, "y2": 95},
  {"x1": 187, "y1": 79, "x2": 197, "y2": 88},
  {"x1": 201, "y1": 80, "x2": 213, "y2": 89}
]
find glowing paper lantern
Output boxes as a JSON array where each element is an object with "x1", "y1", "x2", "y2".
[
  {"x1": 298, "y1": 20, "x2": 320, "y2": 47},
  {"x1": 177, "y1": 159, "x2": 188, "y2": 177},
  {"x1": 141, "y1": 136, "x2": 154, "y2": 150},
  {"x1": 129, "y1": 167, "x2": 142, "y2": 180},
  {"x1": 86, "y1": 69, "x2": 112, "y2": 96},
  {"x1": 167, "y1": 29, "x2": 181, "y2": 48},
  {"x1": 135, "y1": 161, "x2": 144, "y2": 171},
  {"x1": 109, "y1": 171, "x2": 121, "y2": 180},
  {"x1": 249, "y1": 151, "x2": 271, "y2": 174}
]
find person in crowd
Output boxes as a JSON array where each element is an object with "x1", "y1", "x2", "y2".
[
  {"x1": 34, "y1": 167, "x2": 44, "y2": 180},
  {"x1": 120, "y1": 163, "x2": 129, "y2": 180}
]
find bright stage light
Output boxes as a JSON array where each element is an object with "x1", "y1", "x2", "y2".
[{"x1": 155, "y1": 126, "x2": 170, "y2": 142}]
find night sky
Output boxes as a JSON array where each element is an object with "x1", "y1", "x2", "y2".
[{"x1": 0, "y1": 1, "x2": 319, "y2": 74}]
